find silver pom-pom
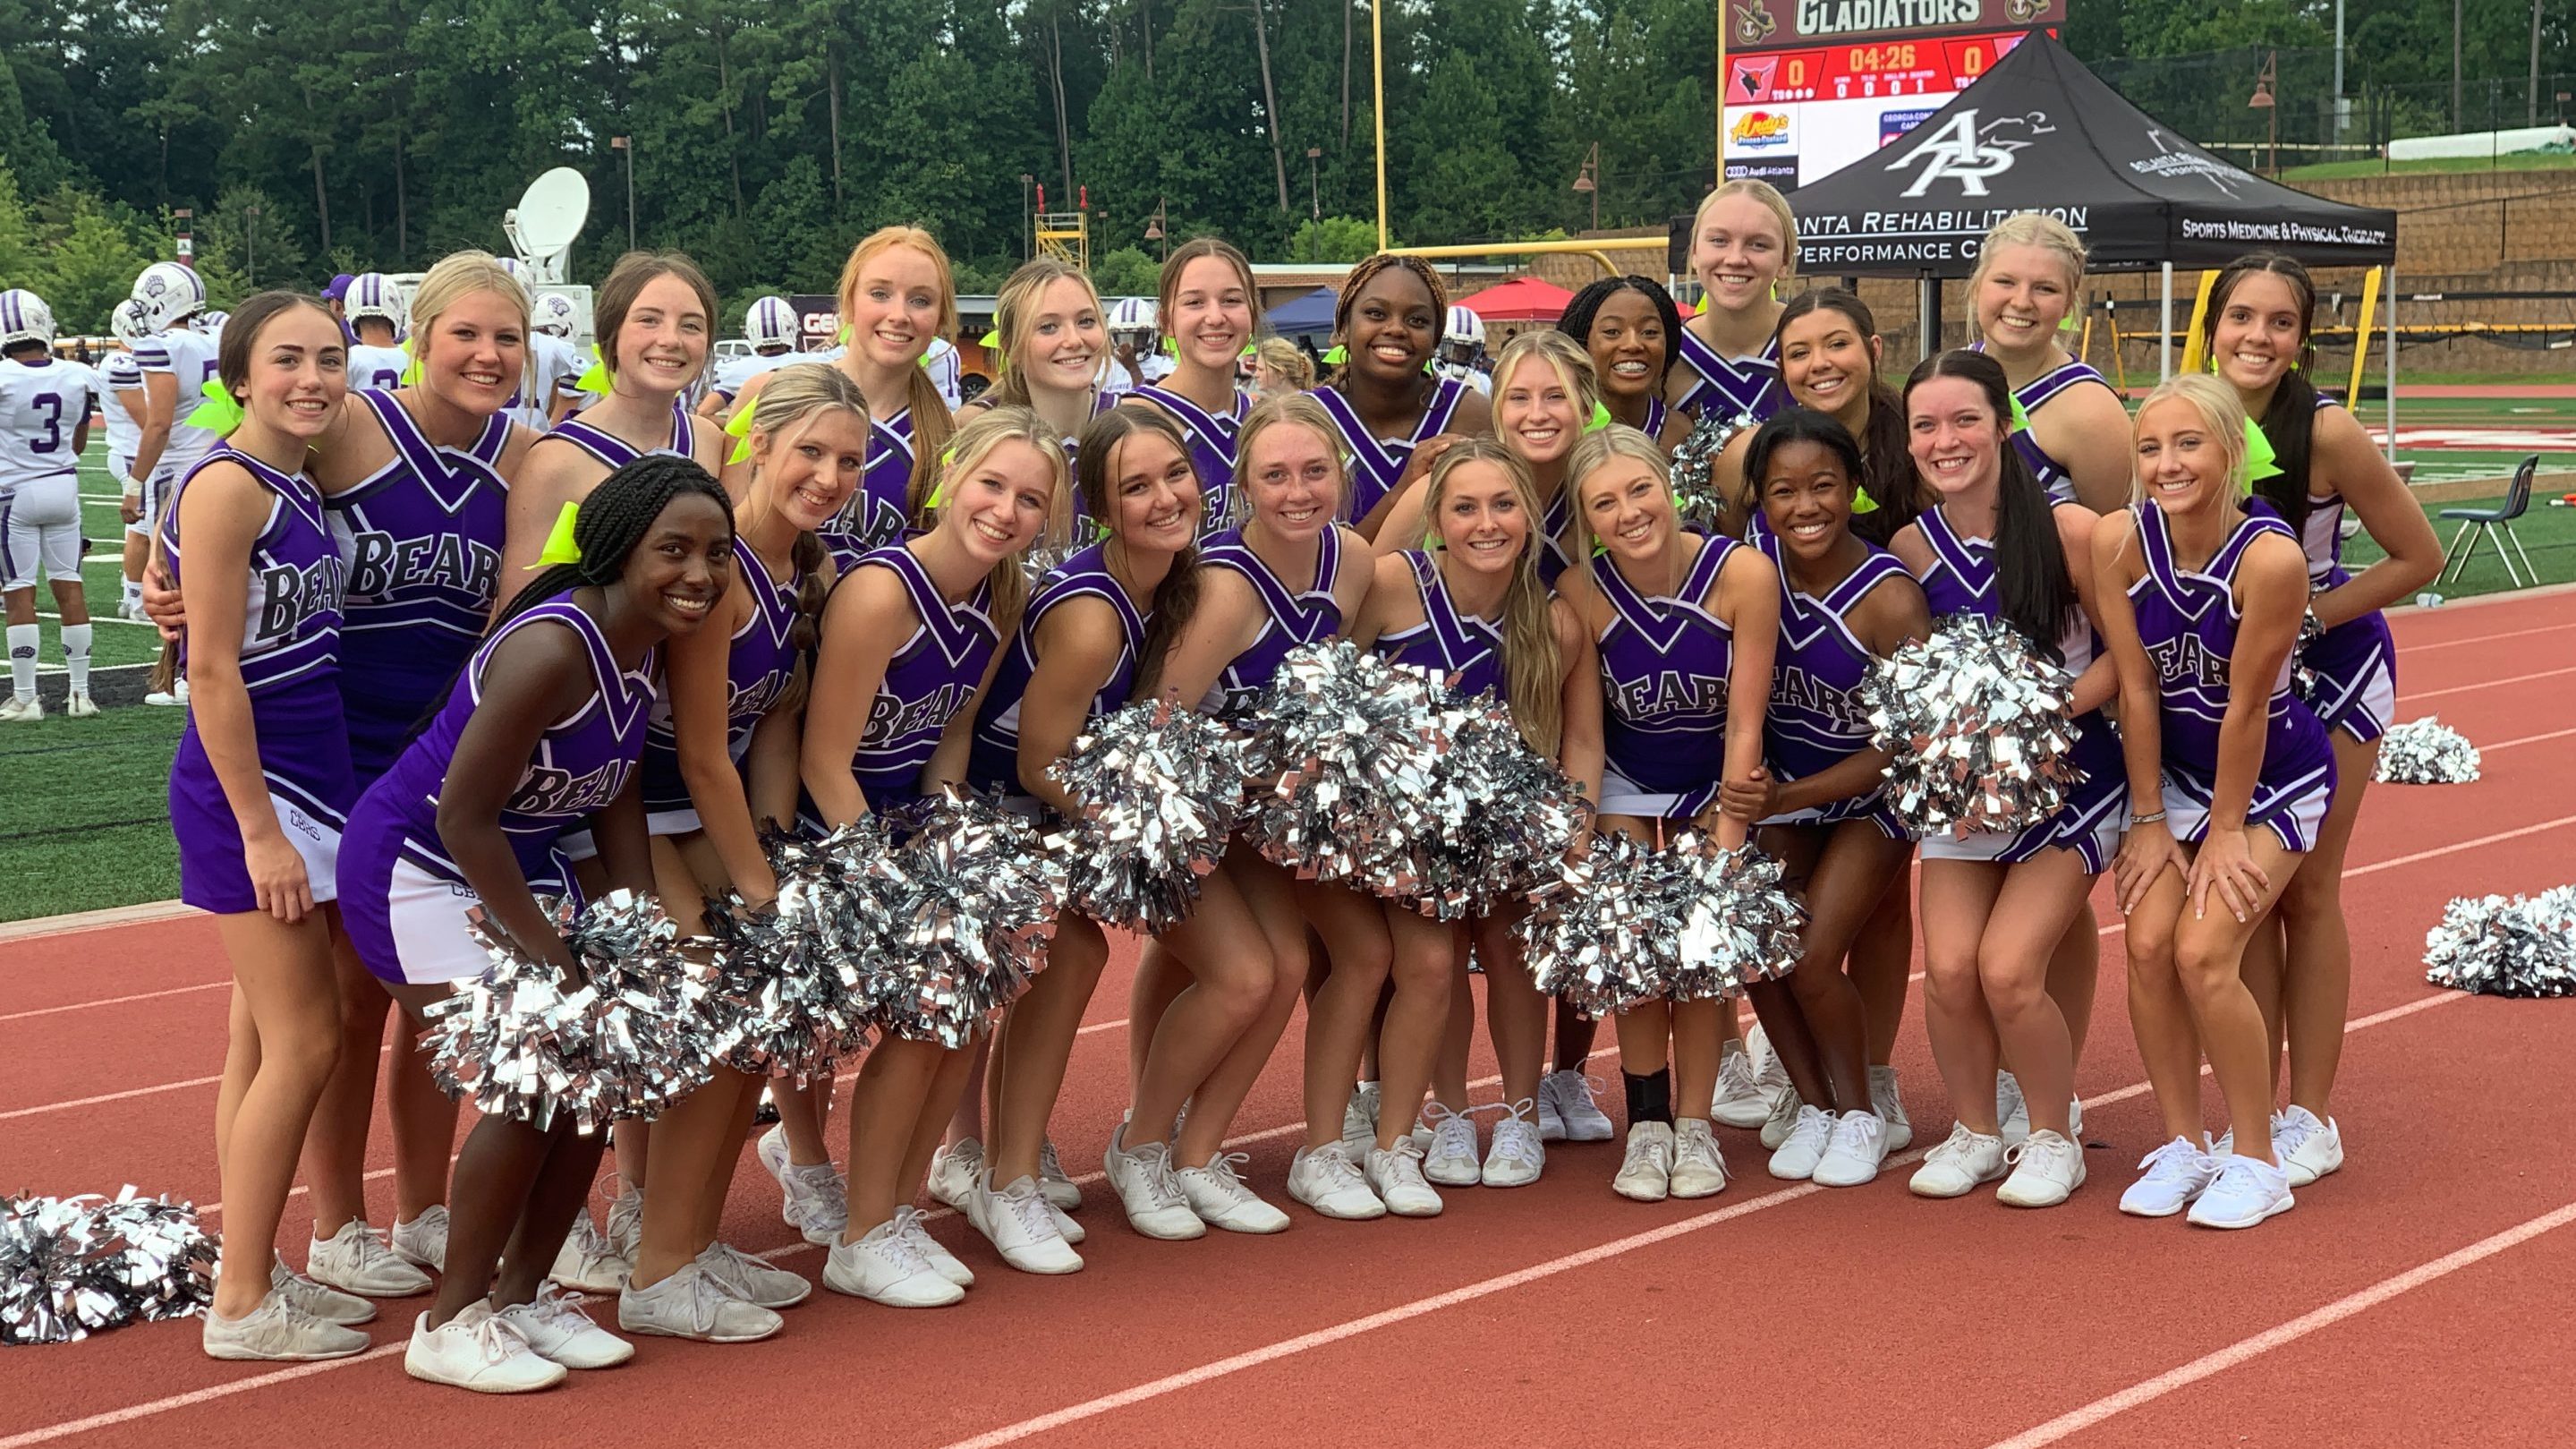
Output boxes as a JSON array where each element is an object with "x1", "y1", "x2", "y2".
[
  {"x1": 855, "y1": 791, "x2": 1069, "y2": 1048},
  {"x1": 1667, "y1": 406, "x2": 1751, "y2": 532},
  {"x1": 1517, "y1": 831, "x2": 1668, "y2": 1018},
  {"x1": 2423, "y1": 885, "x2": 2576, "y2": 999},
  {"x1": 1518, "y1": 832, "x2": 1806, "y2": 1013},
  {"x1": 1864, "y1": 612, "x2": 2085, "y2": 837},
  {"x1": 2376, "y1": 716, "x2": 2482, "y2": 785},
  {"x1": 2, "y1": 1189, "x2": 217, "y2": 1343},
  {"x1": 1376, "y1": 685, "x2": 1587, "y2": 920},
  {"x1": 1050, "y1": 700, "x2": 1254, "y2": 933},
  {"x1": 700, "y1": 832, "x2": 879, "y2": 1087},
  {"x1": 1244, "y1": 642, "x2": 1450, "y2": 888},
  {"x1": 422, "y1": 891, "x2": 725, "y2": 1134},
  {"x1": 1657, "y1": 834, "x2": 1807, "y2": 1001}
]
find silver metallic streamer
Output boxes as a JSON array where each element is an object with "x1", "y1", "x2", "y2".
[
  {"x1": 2423, "y1": 885, "x2": 2576, "y2": 999},
  {"x1": 1517, "y1": 832, "x2": 1805, "y2": 1015},
  {"x1": 850, "y1": 790, "x2": 1069, "y2": 1049},
  {"x1": 1863, "y1": 611, "x2": 2084, "y2": 838},
  {"x1": 1050, "y1": 701, "x2": 1254, "y2": 933},
  {"x1": 1657, "y1": 834, "x2": 1807, "y2": 1001},
  {"x1": 422, "y1": 891, "x2": 726, "y2": 1134},
  {"x1": 1243, "y1": 642, "x2": 1450, "y2": 889},
  {"x1": 701, "y1": 833, "x2": 878, "y2": 1087},
  {"x1": 2375, "y1": 716, "x2": 2482, "y2": 785},
  {"x1": 2, "y1": 1189, "x2": 217, "y2": 1344},
  {"x1": 1516, "y1": 831, "x2": 1667, "y2": 1019},
  {"x1": 1375, "y1": 682, "x2": 1587, "y2": 920},
  {"x1": 1666, "y1": 406, "x2": 1751, "y2": 533}
]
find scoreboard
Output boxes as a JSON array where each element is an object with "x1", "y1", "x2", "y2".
[{"x1": 1722, "y1": 23, "x2": 2056, "y2": 190}]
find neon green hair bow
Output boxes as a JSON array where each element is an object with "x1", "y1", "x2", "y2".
[
  {"x1": 1850, "y1": 485, "x2": 1881, "y2": 515},
  {"x1": 927, "y1": 444, "x2": 960, "y2": 510},
  {"x1": 191, "y1": 377, "x2": 246, "y2": 438},
  {"x1": 2242, "y1": 418, "x2": 2282, "y2": 494},
  {"x1": 574, "y1": 357, "x2": 610, "y2": 394},
  {"x1": 2007, "y1": 395, "x2": 2032, "y2": 433},
  {"x1": 533, "y1": 501, "x2": 582, "y2": 567},
  {"x1": 1322, "y1": 344, "x2": 1348, "y2": 365},
  {"x1": 399, "y1": 340, "x2": 422, "y2": 386},
  {"x1": 1585, "y1": 401, "x2": 1613, "y2": 433},
  {"x1": 724, "y1": 393, "x2": 760, "y2": 465}
]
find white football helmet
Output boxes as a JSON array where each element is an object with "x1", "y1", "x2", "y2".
[
  {"x1": 1440, "y1": 304, "x2": 1486, "y2": 362},
  {"x1": 0, "y1": 289, "x2": 55, "y2": 350},
  {"x1": 111, "y1": 298, "x2": 151, "y2": 346},
  {"x1": 198, "y1": 310, "x2": 230, "y2": 337},
  {"x1": 744, "y1": 295, "x2": 798, "y2": 350},
  {"x1": 531, "y1": 292, "x2": 580, "y2": 338},
  {"x1": 1107, "y1": 294, "x2": 1156, "y2": 350},
  {"x1": 132, "y1": 261, "x2": 207, "y2": 331},
  {"x1": 345, "y1": 272, "x2": 406, "y2": 330}
]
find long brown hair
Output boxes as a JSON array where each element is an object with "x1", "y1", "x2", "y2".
[
  {"x1": 592, "y1": 251, "x2": 718, "y2": 388},
  {"x1": 1075, "y1": 406, "x2": 1201, "y2": 696},
  {"x1": 1420, "y1": 437, "x2": 1562, "y2": 755},
  {"x1": 2201, "y1": 251, "x2": 2322, "y2": 535},
  {"x1": 745, "y1": 363, "x2": 871, "y2": 652}
]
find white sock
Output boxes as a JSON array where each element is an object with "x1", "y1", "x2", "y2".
[
  {"x1": 61, "y1": 623, "x2": 91, "y2": 696},
  {"x1": 121, "y1": 577, "x2": 142, "y2": 608},
  {"x1": 6, "y1": 623, "x2": 35, "y2": 702}
]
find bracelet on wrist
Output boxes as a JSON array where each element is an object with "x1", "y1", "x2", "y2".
[{"x1": 2130, "y1": 809, "x2": 2167, "y2": 827}]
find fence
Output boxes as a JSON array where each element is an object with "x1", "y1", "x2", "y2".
[{"x1": 2091, "y1": 47, "x2": 2576, "y2": 172}]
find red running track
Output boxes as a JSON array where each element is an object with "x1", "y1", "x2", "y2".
[{"x1": 4, "y1": 589, "x2": 2574, "y2": 1449}]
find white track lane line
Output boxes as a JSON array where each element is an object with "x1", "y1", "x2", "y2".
[
  {"x1": 0, "y1": 1346, "x2": 411, "y2": 1449},
  {"x1": 1978, "y1": 1201, "x2": 2576, "y2": 1449},
  {"x1": 2402, "y1": 620, "x2": 2576, "y2": 653},
  {"x1": 0, "y1": 980, "x2": 227, "y2": 1025},
  {"x1": 2398, "y1": 663, "x2": 2576, "y2": 704}
]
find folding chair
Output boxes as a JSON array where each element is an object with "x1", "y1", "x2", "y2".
[{"x1": 2438, "y1": 455, "x2": 2541, "y2": 588}]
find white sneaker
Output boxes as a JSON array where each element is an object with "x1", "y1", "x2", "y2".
[
  {"x1": 1482, "y1": 1102, "x2": 1545, "y2": 1188},
  {"x1": 1996, "y1": 1071, "x2": 2030, "y2": 1146},
  {"x1": 143, "y1": 678, "x2": 189, "y2": 707},
  {"x1": 696, "y1": 1240, "x2": 812, "y2": 1308},
  {"x1": 0, "y1": 697, "x2": 42, "y2": 722},
  {"x1": 2274, "y1": 1106, "x2": 2343, "y2": 1188},
  {"x1": 1612, "y1": 1121, "x2": 1676, "y2": 1202},
  {"x1": 821, "y1": 1219, "x2": 964, "y2": 1308},
  {"x1": 391, "y1": 1206, "x2": 448, "y2": 1273},
  {"x1": 1037, "y1": 1138, "x2": 1082, "y2": 1212},
  {"x1": 118, "y1": 599, "x2": 142, "y2": 621},
  {"x1": 1766, "y1": 1104, "x2": 1833, "y2": 1181},
  {"x1": 1997, "y1": 1129, "x2": 2086, "y2": 1207},
  {"x1": 202, "y1": 1288, "x2": 371, "y2": 1361},
  {"x1": 1909, "y1": 1122, "x2": 2008, "y2": 1198},
  {"x1": 307, "y1": 1218, "x2": 432, "y2": 1298},
  {"x1": 1175, "y1": 1150, "x2": 1290, "y2": 1234},
  {"x1": 1814, "y1": 1109, "x2": 1888, "y2": 1188},
  {"x1": 1420, "y1": 1104, "x2": 1482, "y2": 1187},
  {"x1": 1744, "y1": 1020, "x2": 1794, "y2": 1109},
  {"x1": 64, "y1": 693, "x2": 98, "y2": 719},
  {"x1": 2120, "y1": 1135, "x2": 2220, "y2": 1218},
  {"x1": 1669, "y1": 1118, "x2": 1728, "y2": 1198},
  {"x1": 1538, "y1": 1070, "x2": 1614, "y2": 1142},
  {"x1": 1712, "y1": 1044, "x2": 1768, "y2": 1129},
  {"x1": 967, "y1": 1174, "x2": 1084, "y2": 1274},
  {"x1": 223, "y1": 1257, "x2": 372, "y2": 1325},
  {"x1": 547, "y1": 1212, "x2": 632, "y2": 1293},
  {"x1": 604, "y1": 1184, "x2": 642, "y2": 1262},
  {"x1": 1759, "y1": 1086, "x2": 1804, "y2": 1151},
  {"x1": 1340, "y1": 1082, "x2": 1382, "y2": 1157},
  {"x1": 928, "y1": 1138, "x2": 983, "y2": 1211},
  {"x1": 495, "y1": 1282, "x2": 634, "y2": 1368},
  {"x1": 1869, "y1": 1065, "x2": 1913, "y2": 1153},
  {"x1": 1047, "y1": 1198, "x2": 1086, "y2": 1245},
  {"x1": 1288, "y1": 1142, "x2": 1387, "y2": 1220},
  {"x1": 404, "y1": 1303, "x2": 564, "y2": 1390},
  {"x1": 1365, "y1": 1139, "x2": 1444, "y2": 1217},
  {"x1": 780, "y1": 1162, "x2": 848, "y2": 1246},
  {"x1": 1102, "y1": 1122, "x2": 1207, "y2": 1240},
  {"x1": 2188, "y1": 1154, "x2": 2297, "y2": 1230},
  {"x1": 618, "y1": 1260, "x2": 781, "y2": 1342},
  {"x1": 893, "y1": 1206, "x2": 973, "y2": 1288},
  {"x1": 756, "y1": 1123, "x2": 795, "y2": 1189}
]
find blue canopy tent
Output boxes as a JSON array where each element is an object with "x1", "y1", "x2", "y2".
[{"x1": 1264, "y1": 286, "x2": 1339, "y2": 339}]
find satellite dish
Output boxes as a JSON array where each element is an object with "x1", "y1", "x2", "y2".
[{"x1": 503, "y1": 168, "x2": 591, "y2": 285}]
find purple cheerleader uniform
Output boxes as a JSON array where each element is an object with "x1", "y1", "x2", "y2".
[
  {"x1": 1372, "y1": 550, "x2": 1504, "y2": 703},
  {"x1": 2291, "y1": 398, "x2": 2396, "y2": 744},
  {"x1": 2129, "y1": 499, "x2": 2336, "y2": 850},
  {"x1": 830, "y1": 542, "x2": 999, "y2": 814},
  {"x1": 1133, "y1": 386, "x2": 1253, "y2": 534},
  {"x1": 163, "y1": 448, "x2": 354, "y2": 914},
  {"x1": 1910, "y1": 502, "x2": 2125, "y2": 871},
  {"x1": 1755, "y1": 525, "x2": 1914, "y2": 834},
  {"x1": 1671, "y1": 330, "x2": 1781, "y2": 430},
  {"x1": 819, "y1": 408, "x2": 917, "y2": 567},
  {"x1": 635, "y1": 543, "x2": 804, "y2": 836},
  {"x1": 1594, "y1": 533, "x2": 1743, "y2": 820},
  {"x1": 325, "y1": 391, "x2": 513, "y2": 780},
  {"x1": 2008, "y1": 357, "x2": 2113, "y2": 506},
  {"x1": 337, "y1": 595, "x2": 659, "y2": 984},
  {"x1": 1197, "y1": 524, "x2": 1351, "y2": 717},
  {"x1": 543, "y1": 398, "x2": 701, "y2": 473},
  {"x1": 967, "y1": 540, "x2": 1147, "y2": 798},
  {"x1": 1314, "y1": 379, "x2": 1468, "y2": 524}
]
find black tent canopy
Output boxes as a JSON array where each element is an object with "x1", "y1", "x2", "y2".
[{"x1": 1780, "y1": 34, "x2": 2397, "y2": 278}]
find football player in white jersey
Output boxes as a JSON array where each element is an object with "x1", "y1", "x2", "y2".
[
  {"x1": 1101, "y1": 295, "x2": 1158, "y2": 396},
  {"x1": 520, "y1": 289, "x2": 588, "y2": 430},
  {"x1": 106, "y1": 300, "x2": 156, "y2": 617},
  {"x1": 344, "y1": 272, "x2": 411, "y2": 391},
  {"x1": 0, "y1": 289, "x2": 102, "y2": 720},
  {"x1": 697, "y1": 294, "x2": 801, "y2": 416},
  {"x1": 922, "y1": 333, "x2": 964, "y2": 409},
  {"x1": 1433, "y1": 304, "x2": 1493, "y2": 396}
]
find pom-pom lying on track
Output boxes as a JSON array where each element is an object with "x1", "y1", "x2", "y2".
[
  {"x1": 2, "y1": 1189, "x2": 217, "y2": 1344},
  {"x1": 1050, "y1": 701, "x2": 1254, "y2": 933},
  {"x1": 1518, "y1": 831, "x2": 1805, "y2": 1016},
  {"x1": 423, "y1": 891, "x2": 723, "y2": 1134},
  {"x1": 2423, "y1": 885, "x2": 2576, "y2": 999},
  {"x1": 2375, "y1": 716, "x2": 2481, "y2": 785},
  {"x1": 1863, "y1": 612, "x2": 2085, "y2": 838}
]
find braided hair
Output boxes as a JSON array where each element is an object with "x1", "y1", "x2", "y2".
[
  {"x1": 1325, "y1": 253, "x2": 1448, "y2": 389},
  {"x1": 1557, "y1": 275, "x2": 1685, "y2": 388},
  {"x1": 494, "y1": 455, "x2": 735, "y2": 629}
]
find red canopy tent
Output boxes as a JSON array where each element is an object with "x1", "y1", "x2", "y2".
[{"x1": 1457, "y1": 277, "x2": 1575, "y2": 323}]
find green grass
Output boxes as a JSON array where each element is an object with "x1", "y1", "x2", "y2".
[
  {"x1": 2344, "y1": 490, "x2": 2576, "y2": 601},
  {"x1": 2283, "y1": 151, "x2": 2576, "y2": 180},
  {"x1": 0, "y1": 704, "x2": 183, "y2": 921}
]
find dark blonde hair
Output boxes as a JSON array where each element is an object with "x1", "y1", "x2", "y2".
[
  {"x1": 919, "y1": 403, "x2": 1070, "y2": 641},
  {"x1": 1231, "y1": 391, "x2": 1350, "y2": 528},
  {"x1": 987, "y1": 258, "x2": 1105, "y2": 410},
  {"x1": 593, "y1": 251, "x2": 718, "y2": 389},
  {"x1": 1563, "y1": 423, "x2": 1672, "y2": 587},
  {"x1": 747, "y1": 364, "x2": 871, "y2": 650},
  {"x1": 1420, "y1": 437, "x2": 1562, "y2": 754}
]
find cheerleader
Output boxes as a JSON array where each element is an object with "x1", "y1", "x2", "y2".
[
  {"x1": 160, "y1": 292, "x2": 367, "y2": 1360},
  {"x1": 503, "y1": 251, "x2": 727, "y2": 580},
  {"x1": 2096, "y1": 375, "x2": 2335, "y2": 1229},
  {"x1": 619, "y1": 366, "x2": 870, "y2": 1342},
  {"x1": 952, "y1": 407, "x2": 1204, "y2": 1273},
  {"x1": 2, "y1": 288, "x2": 100, "y2": 720},
  {"x1": 1717, "y1": 409, "x2": 1930, "y2": 1187},
  {"x1": 1558, "y1": 275, "x2": 1684, "y2": 445},
  {"x1": 957, "y1": 258, "x2": 1113, "y2": 473},
  {"x1": 2204, "y1": 253, "x2": 2440, "y2": 1184},
  {"x1": 1968, "y1": 215, "x2": 2132, "y2": 513},
  {"x1": 1125, "y1": 237, "x2": 1260, "y2": 530},
  {"x1": 1664, "y1": 181, "x2": 1793, "y2": 433},
  {"x1": 338, "y1": 456, "x2": 735, "y2": 1392},
  {"x1": 1252, "y1": 337, "x2": 1315, "y2": 400},
  {"x1": 1352, "y1": 438, "x2": 1602, "y2": 1190},
  {"x1": 1118, "y1": 395, "x2": 1378, "y2": 1232},
  {"x1": 798, "y1": 406, "x2": 1062, "y2": 1308},
  {"x1": 1312, "y1": 253, "x2": 1492, "y2": 536},
  {"x1": 1557, "y1": 424, "x2": 1779, "y2": 1202},
  {"x1": 729, "y1": 226, "x2": 958, "y2": 563},
  {"x1": 1887, "y1": 351, "x2": 2121, "y2": 1209}
]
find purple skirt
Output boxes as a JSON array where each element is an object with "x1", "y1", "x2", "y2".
[{"x1": 168, "y1": 692, "x2": 358, "y2": 916}]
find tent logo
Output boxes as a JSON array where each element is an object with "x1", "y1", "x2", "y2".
[
  {"x1": 1887, "y1": 109, "x2": 2056, "y2": 197},
  {"x1": 2127, "y1": 128, "x2": 2248, "y2": 199}
]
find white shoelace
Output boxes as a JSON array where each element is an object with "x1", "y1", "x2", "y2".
[
  {"x1": 333, "y1": 1222, "x2": 406, "y2": 1271},
  {"x1": 1489, "y1": 1116, "x2": 1543, "y2": 1172},
  {"x1": 1424, "y1": 1104, "x2": 1479, "y2": 1164},
  {"x1": 1188, "y1": 1150, "x2": 1258, "y2": 1205},
  {"x1": 997, "y1": 1181, "x2": 1059, "y2": 1242},
  {"x1": 1311, "y1": 1144, "x2": 1370, "y2": 1192},
  {"x1": 564, "y1": 1214, "x2": 624, "y2": 1270},
  {"x1": 1551, "y1": 1072, "x2": 1610, "y2": 1114},
  {"x1": 1716, "y1": 1053, "x2": 1758, "y2": 1100},
  {"x1": 1826, "y1": 1112, "x2": 1881, "y2": 1155},
  {"x1": 2272, "y1": 1112, "x2": 2314, "y2": 1155},
  {"x1": 1130, "y1": 1143, "x2": 1192, "y2": 1211},
  {"x1": 521, "y1": 1283, "x2": 596, "y2": 1334},
  {"x1": 1928, "y1": 1122, "x2": 1985, "y2": 1167},
  {"x1": 1785, "y1": 1110, "x2": 1832, "y2": 1157},
  {"x1": 2005, "y1": 1132, "x2": 2078, "y2": 1175},
  {"x1": 2135, "y1": 1136, "x2": 2208, "y2": 1180},
  {"x1": 880, "y1": 1208, "x2": 940, "y2": 1273},
  {"x1": 468, "y1": 1313, "x2": 537, "y2": 1367},
  {"x1": 1622, "y1": 1132, "x2": 1672, "y2": 1174}
]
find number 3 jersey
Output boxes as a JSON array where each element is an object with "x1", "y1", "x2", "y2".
[{"x1": 0, "y1": 356, "x2": 101, "y2": 489}]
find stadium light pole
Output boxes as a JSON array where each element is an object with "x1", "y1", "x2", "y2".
[
  {"x1": 244, "y1": 204, "x2": 259, "y2": 286},
  {"x1": 1572, "y1": 143, "x2": 1600, "y2": 232},
  {"x1": 610, "y1": 136, "x2": 635, "y2": 251},
  {"x1": 1371, "y1": 2, "x2": 1389, "y2": 251},
  {"x1": 2249, "y1": 55, "x2": 2278, "y2": 177}
]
